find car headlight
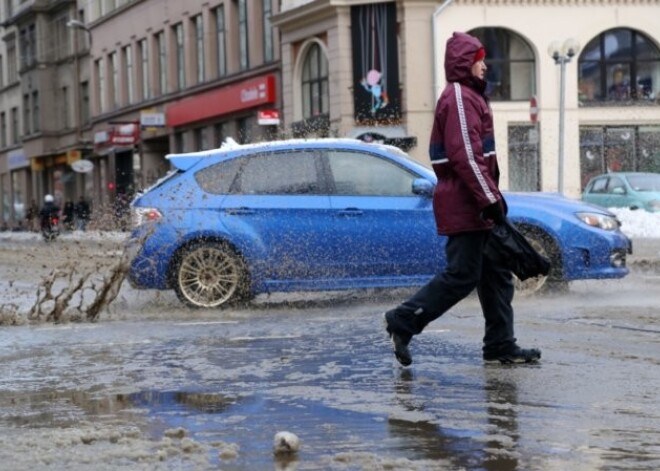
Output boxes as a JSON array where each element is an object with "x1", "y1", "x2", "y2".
[
  {"x1": 647, "y1": 200, "x2": 660, "y2": 211},
  {"x1": 575, "y1": 212, "x2": 619, "y2": 231}
]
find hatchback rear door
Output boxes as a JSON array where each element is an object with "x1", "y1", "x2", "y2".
[{"x1": 218, "y1": 149, "x2": 336, "y2": 282}]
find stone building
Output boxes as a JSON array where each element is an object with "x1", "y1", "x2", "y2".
[
  {"x1": 274, "y1": 0, "x2": 660, "y2": 196},
  {"x1": 0, "y1": 0, "x2": 658, "y2": 228}
]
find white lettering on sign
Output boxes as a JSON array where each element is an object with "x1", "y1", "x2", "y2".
[
  {"x1": 140, "y1": 112, "x2": 166, "y2": 127},
  {"x1": 94, "y1": 131, "x2": 109, "y2": 144},
  {"x1": 241, "y1": 87, "x2": 260, "y2": 103}
]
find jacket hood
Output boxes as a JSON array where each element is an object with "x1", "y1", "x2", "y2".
[{"x1": 444, "y1": 32, "x2": 484, "y2": 83}]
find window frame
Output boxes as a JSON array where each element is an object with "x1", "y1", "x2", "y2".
[
  {"x1": 301, "y1": 42, "x2": 329, "y2": 119},
  {"x1": 578, "y1": 28, "x2": 660, "y2": 105},
  {"x1": 238, "y1": 0, "x2": 249, "y2": 71},
  {"x1": 468, "y1": 27, "x2": 536, "y2": 102},
  {"x1": 214, "y1": 5, "x2": 227, "y2": 77}
]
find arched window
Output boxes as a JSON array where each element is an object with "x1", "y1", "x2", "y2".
[
  {"x1": 301, "y1": 42, "x2": 329, "y2": 119},
  {"x1": 469, "y1": 28, "x2": 536, "y2": 101},
  {"x1": 578, "y1": 28, "x2": 660, "y2": 104}
]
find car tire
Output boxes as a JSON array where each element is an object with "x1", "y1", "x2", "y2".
[
  {"x1": 512, "y1": 226, "x2": 566, "y2": 296},
  {"x1": 172, "y1": 241, "x2": 250, "y2": 308}
]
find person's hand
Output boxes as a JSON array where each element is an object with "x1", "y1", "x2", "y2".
[{"x1": 481, "y1": 202, "x2": 505, "y2": 224}]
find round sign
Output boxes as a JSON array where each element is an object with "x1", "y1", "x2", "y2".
[
  {"x1": 71, "y1": 159, "x2": 94, "y2": 173},
  {"x1": 530, "y1": 96, "x2": 539, "y2": 124}
]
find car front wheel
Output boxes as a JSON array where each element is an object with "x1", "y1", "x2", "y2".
[
  {"x1": 513, "y1": 227, "x2": 567, "y2": 296},
  {"x1": 173, "y1": 242, "x2": 249, "y2": 308}
]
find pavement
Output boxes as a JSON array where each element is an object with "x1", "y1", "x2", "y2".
[{"x1": 627, "y1": 237, "x2": 660, "y2": 272}]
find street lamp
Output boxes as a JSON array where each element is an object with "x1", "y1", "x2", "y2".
[
  {"x1": 548, "y1": 38, "x2": 580, "y2": 195},
  {"x1": 66, "y1": 19, "x2": 92, "y2": 49}
]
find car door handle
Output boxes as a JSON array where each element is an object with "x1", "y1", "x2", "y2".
[
  {"x1": 337, "y1": 208, "x2": 364, "y2": 217},
  {"x1": 224, "y1": 207, "x2": 256, "y2": 215}
]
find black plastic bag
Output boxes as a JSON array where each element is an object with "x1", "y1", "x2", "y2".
[{"x1": 484, "y1": 219, "x2": 551, "y2": 281}]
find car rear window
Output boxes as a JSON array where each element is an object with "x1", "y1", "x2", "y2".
[
  {"x1": 589, "y1": 177, "x2": 608, "y2": 194},
  {"x1": 627, "y1": 174, "x2": 660, "y2": 191},
  {"x1": 194, "y1": 150, "x2": 322, "y2": 195},
  {"x1": 231, "y1": 150, "x2": 321, "y2": 195},
  {"x1": 194, "y1": 158, "x2": 243, "y2": 194}
]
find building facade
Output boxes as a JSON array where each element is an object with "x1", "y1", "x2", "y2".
[
  {"x1": 0, "y1": 0, "x2": 91, "y2": 229},
  {"x1": 0, "y1": 0, "x2": 658, "y2": 228},
  {"x1": 273, "y1": 0, "x2": 660, "y2": 197},
  {"x1": 0, "y1": 0, "x2": 282, "y2": 228},
  {"x1": 85, "y1": 0, "x2": 281, "y2": 226}
]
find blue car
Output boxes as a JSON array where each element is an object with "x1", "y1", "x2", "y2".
[{"x1": 127, "y1": 139, "x2": 632, "y2": 308}]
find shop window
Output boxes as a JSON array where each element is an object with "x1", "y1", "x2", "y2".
[
  {"x1": 469, "y1": 28, "x2": 536, "y2": 101},
  {"x1": 301, "y1": 42, "x2": 329, "y2": 120},
  {"x1": 508, "y1": 125, "x2": 540, "y2": 191},
  {"x1": 579, "y1": 126, "x2": 660, "y2": 190},
  {"x1": 578, "y1": 28, "x2": 660, "y2": 104}
]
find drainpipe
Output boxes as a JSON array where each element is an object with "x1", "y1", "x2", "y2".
[{"x1": 432, "y1": 0, "x2": 454, "y2": 103}]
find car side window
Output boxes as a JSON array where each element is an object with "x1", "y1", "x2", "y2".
[
  {"x1": 326, "y1": 150, "x2": 417, "y2": 196},
  {"x1": 232, "y1": 150, "x2": 322, "y2": 195},
  {"x1": 195, "y1": 158, "x2": 243, "y2": 194},
  {"x1": 590, "y1": 177, "x2": 608, "y2": 194},
  {"x1": 607, "y1": 177, "x2": 626, "y2": 194}
]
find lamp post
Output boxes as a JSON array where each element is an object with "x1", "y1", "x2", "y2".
[{"x1": 548, "y1": 38, "x2": 580, "y2": 195}]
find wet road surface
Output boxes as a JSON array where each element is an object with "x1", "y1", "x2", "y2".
[
  {"x1": 1, "y1": 234, "x2": 659, "y2": 470},
  {"x1": 1, "y1": 267, "x2": 659, "y2": 470}
]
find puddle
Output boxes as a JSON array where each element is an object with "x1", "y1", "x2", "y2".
[{"x1": 0, "y1": 386, "x2": 520, "y2": 470}]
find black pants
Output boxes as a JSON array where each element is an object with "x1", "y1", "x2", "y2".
[{"x1": 389, "y1": 230, "x2": 516, "y2": 355}]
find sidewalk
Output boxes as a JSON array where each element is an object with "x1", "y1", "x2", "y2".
[
  {"x1": 628, "y1": 237, "x2": 660, "y2": 272},
  {"x1": 0, "y1": 230, "x2": 127, "y2": 246}
]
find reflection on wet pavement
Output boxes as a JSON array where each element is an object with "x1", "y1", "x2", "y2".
[{"x1": 0, "y1": 283, "x2": 659, "y2": 469}]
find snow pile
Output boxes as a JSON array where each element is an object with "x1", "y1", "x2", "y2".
[{"x1": 608, "y1": 208, "x2": 660, "y2": 238}]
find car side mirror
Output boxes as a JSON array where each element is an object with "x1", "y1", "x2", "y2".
[
  {"x1": 611, "y1": 187, "x2": 626, "y2": 195},
  {"x1": 412, "y1": 178, "x2": 434, "y2": 197}
]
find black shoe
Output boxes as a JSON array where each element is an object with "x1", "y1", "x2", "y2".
[
  {"x1": 483, "y1": 346, "x2": 541, "y2": 364},
  {"x1": 384, "y1": 312, "x2": 412, "y2": 367}
]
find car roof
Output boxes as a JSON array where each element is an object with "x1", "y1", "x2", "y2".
[
  {"x1": 594, "y1": 172, "x2": 659, "y2": 177},
  {"x1": 165, "y1": 138, "x2": 410, "y2": 172}
]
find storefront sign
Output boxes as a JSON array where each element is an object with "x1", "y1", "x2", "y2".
[
  {"x1": 112, "y1": 124, "x2": 139, "y2": 145},
  {"x1": 8, "y1": 149, "x2": 29, "y2": 170},
  {"x1": 140, "y1": 111, "x2": 166, "y2": 128},
  {"x1": 94, "y1": 123, "x2": 140, "y2": 150},
  {"x1": 258, "y1": 109, "x2": 280, "y2": 126},
  {"x1": 71, "y1": 159, "x2": 94, "y2": 173},
  {"x1": 94, "y1": 130, "x2": 110, "y2": 144},
  {"x1": 166, "y1": 74, "x2": 277, "y2": 127}
]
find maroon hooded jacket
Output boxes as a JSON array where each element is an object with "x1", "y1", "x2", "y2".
[{"x1": 429, "y1": 32, "x2": 504, "y2": 235}]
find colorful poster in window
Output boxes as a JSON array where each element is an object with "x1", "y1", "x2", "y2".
[{"x1": 351, "y1": 3, "x2": 400, "y2": 123}]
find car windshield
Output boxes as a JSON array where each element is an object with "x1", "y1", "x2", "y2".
[{"x1": 627, "y1": 174, "x2": 660, "y2": 192}]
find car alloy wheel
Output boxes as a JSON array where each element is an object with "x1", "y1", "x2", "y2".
[
  {"x1": 513, "y1": 229, "x2": 551, "y2": 296},
  {"x1": 174, "y1": 242, "x2": 248, "y2": 308}
]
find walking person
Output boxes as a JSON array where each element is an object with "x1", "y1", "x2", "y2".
[
  {"x1": 62, "y1": 200, "x2": 75, "y2": 231},
  {"x1": 26, "y1": 200, "x2": 39, "y2": 232},
  {"x1": 383, "y1": 32, "x2": 541, "y2": 366},
  {"x1": 74, "y1": 195, "x2": 91, "y2": 231}
]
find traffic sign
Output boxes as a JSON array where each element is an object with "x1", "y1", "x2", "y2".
[{"x1": 530, "y1": 96, "x2": 539, "y2": 123}]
